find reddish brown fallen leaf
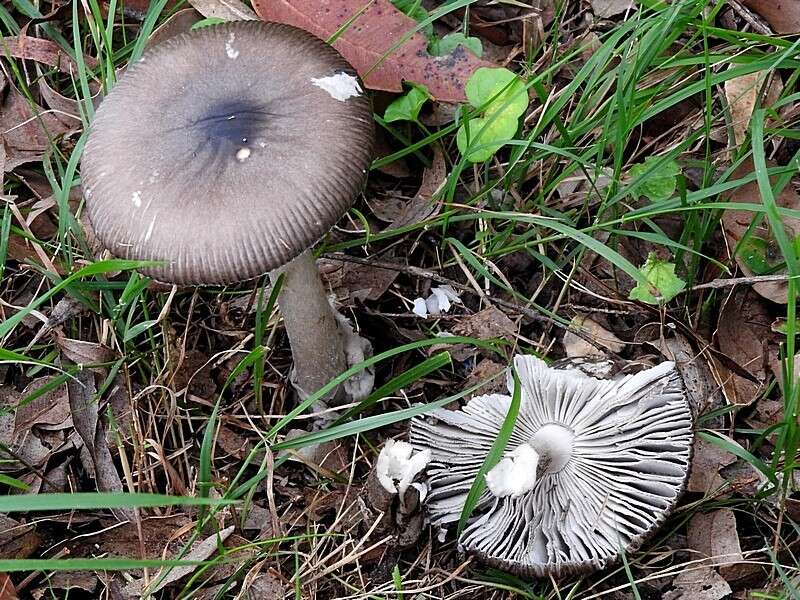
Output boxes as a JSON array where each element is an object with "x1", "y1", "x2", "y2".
[
  {"x1": 0, "y1": 35, "x2": 96, "y2": 73},
  {"x1": 252, "y1": 0, "x2": 493, "y2": 102},
  {"x1": 0, "y1": 573, "x2": 17, "y2": 600},
  {"x1": 740, "y1": 0, "x2": 800, "y2": 33}
]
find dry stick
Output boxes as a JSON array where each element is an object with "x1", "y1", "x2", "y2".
[
  {"x1": 689, "y1": 273, "x2": 793, "y2": 292},
  {"x1": 727, "y1": 0, "x2": 773, "y2": 34}
]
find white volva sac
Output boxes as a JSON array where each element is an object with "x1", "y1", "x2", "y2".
[
  {"x1": 411, "y1": 354, "x2": 693, "y2": 577},
  {"x1": 376, "y1": 439, "x2": 431, "y2": 498},
  {"x1": 311, "y1": 72, "x2": 363, "y2": 102}
]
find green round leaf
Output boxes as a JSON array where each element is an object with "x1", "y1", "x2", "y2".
[
  {"x1": 465, "y1": 67, "x2": 528, "y2": 118},
  {"x1": 629, "y1": 253, "x2": 686, "y2": 305},
  {"x1": 628, "y1": 157, "x2": 681, "y2": 202},
  {"x1": 456, "y1": 115, "x2": 518, "y2": 163}
]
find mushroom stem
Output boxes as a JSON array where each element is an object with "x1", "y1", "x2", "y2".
[{"x1": 270, "y1": 250, "x2": 347, "y2": 404}]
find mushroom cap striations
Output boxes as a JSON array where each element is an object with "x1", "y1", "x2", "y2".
[
  {"x1": 82, "y1": 21, "x2": 374, "y2": 285},
  {"x1": 410, "y1": 355, "x2": 693, "y2": 578}
]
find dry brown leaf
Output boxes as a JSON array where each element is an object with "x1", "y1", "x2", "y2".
[
  {"x1": 66, "y1": 370, "x2": 131, "y2": 520},
  {"x1": 189, "y1": 0, "x2": 257, "y2": 20},
  {"x1": 82, "y1": 515, "x2": 191, "y2": 559},
  {"x1": 0, "y1": 35, "x2": 97, "y2": 74},
  {"x1": 687, "y1": 438, "x2": 737, "y2": 494},
  {"x1": 591, "y1": 0, "x2": 635, "y2": 18},
  {"x1": 465, "y1": 358, "x2": 506, "y2": 396},
  {"x1": 724, "y1": 68, "x2": 782, "y2": 147},
  {"x1": 387, "y1": 144, "x2": 447, "y2": 229},
  {"x1": 252, "y1": 0, "x2": 493, "y2": 102},
  {"x1": 0, "y1": 515, "x2": 40, "y2": 560},
  {"x1": 15, "y1": 377, "x2": 71, "y2": 431},
  {"x1": 343, "y1": 263, "x2": 398, "y2": 302},
  {"x1": 716, "y1": 288, "x2": 774, "y2": 405},
  {"x1": 147, "y1": 8, "x2": 203, "y2": 48},
  {"x1": 654, "y1": 334, "x2": 725, "y2": 421},
  {"x1": 563, "y1": 314, "x2": 625, "y2": 358},
  {"x1": 740, "y1": 0, "x2": 800, "y2": 33},
  {"x1": 0, "y1": 88, "x2": 72, "y2": 171},
  {"x1": 721, "y1": 159, "x2": 800, "y2": 303},
  {"x1": 55, "y1": 333, "x2": 116, "y2": 365},
  {"x1": 0, "y1": 574, "x2": 17, "y2": 600},
  {"x1": 663, "y1": 567, "x2": 732, "y2": 600},
  {"x1": 687, "y1": 508, "x2": 746, "y2": 580},
  {"x1": 240, "y1": 573, "x2": 285, "y2": 599},
  {"x1": 47, "y1": 571, "x2": 98, "y2": 593},
  {"x1": 453, "y1": 306, "x2": 516, "y2": 340},
  {"x1": 126, "y1": 526, "x2": 235, "y2": 595}
]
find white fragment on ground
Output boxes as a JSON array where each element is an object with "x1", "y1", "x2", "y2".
[
  {"x1": 131, "y1": 191, "x2": 142, "y2": 208},
  {"x1": 311, "y1": 72, "x2": 362, "y2": 102},
  {"x1": 376, "y1": 439, "x2": 431, "y2": 498},
  {"x1": 225, "y1": 31, "x2": 239, "y2": 59},
  {"x1": 412, "y1": 285, "x2": 462, "y2": 318},
  {"x1": 485, "y1": 443, "x2": 540, "y2": 498},
  {"x1": 236, "y1": 147, "x2": 251, "y2": 162}
]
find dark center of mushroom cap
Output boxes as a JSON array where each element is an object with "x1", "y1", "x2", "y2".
[
  {"x1": 530, "y1": 423, "x2": 574, "y2": 474},
  {"x1": 195, "y1": 99, "x2": 271, "y2": 150}
]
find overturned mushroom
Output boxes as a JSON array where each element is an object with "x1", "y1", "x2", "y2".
[
  {"x1": 81, "y1": 22, "x2": 375, "y2": 404},
  {"x1": 410, "y1": 355, "x2": 693, "y2": 577}
]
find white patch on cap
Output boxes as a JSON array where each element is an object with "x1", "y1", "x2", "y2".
[
  {"x1": 225, "y1": 32, "x2": 239, "y2": 59},
  {"x1": 236, "y1": 148, "x2": 251, "y2": 162},
  {"x1": 131, "y1": 191, "x2": 142, "y2": 208},
  {"x1": 311, "y1": 72, "x2": 362, "y2": 102}
]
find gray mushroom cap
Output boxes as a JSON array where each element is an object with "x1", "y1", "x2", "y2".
[
  {"x1": 410, "y1": 355, "x2": 693, "y2": 578},
  {"x1": 82, "y1": 21, "x2": 374, "y2": 285}
]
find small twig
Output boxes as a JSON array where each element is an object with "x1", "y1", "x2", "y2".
[
  {"x1": 689, "y1": 273, "x2": 793, "y2": 292},
  {"x1": 727, "y1": 0, "x2": 772, "y2": 34}
]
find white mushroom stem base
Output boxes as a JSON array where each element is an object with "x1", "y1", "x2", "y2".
[
  {"x1": 270, "y1": 250, "x2": 373, "y2": 407},
  {"x1": 486, "y1": 424, "x2": 575, "y2": 498}
]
